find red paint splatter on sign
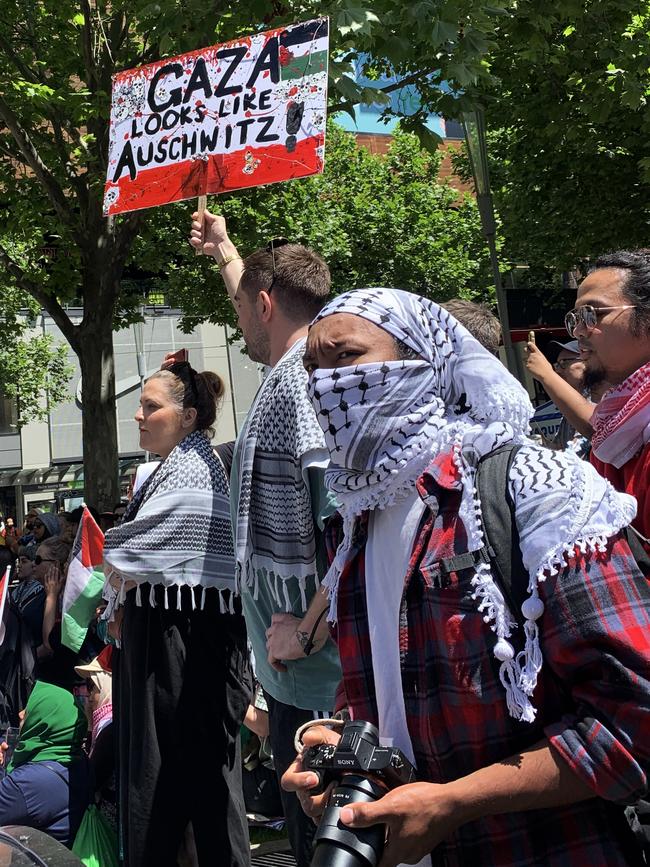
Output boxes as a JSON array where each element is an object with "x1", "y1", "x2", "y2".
[
  {"x1": 104, "y1": 134, "x2": 325, "y2": 215},
  {"x1": 279, "y1": 46, "x2": 294, "y2": 66}
]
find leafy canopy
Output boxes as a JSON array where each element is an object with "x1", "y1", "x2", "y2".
[
  {"x1": 0, "y1": 287, "x2": 71, "y2": 427},
  {"x1": 471, "y1": 0, "x2": 650, "y2": 269},
  {"x1": 0, "y1": 0, "x2": 510, "y2": 326},
  {"x1": 141, "y1": 123, "x2": 492, "y2": 331}
]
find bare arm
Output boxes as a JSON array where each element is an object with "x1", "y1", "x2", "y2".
[
  {"x1": 525, "y1": 342, "x2": 594, "y2": 437},
  {"x1": 283, "y1": 734, "x2": 593, "y2": 867},
  {"x1": 244, "y1": 703, "x2": 270, "y2": 738},
  {"x1": 265, "y1": 585, "x2": 330, "y2": 672},
  {"x1": 352, "y1": 740, "x2": 592, "y2": 867},
  {"x1": 189, "y1": 210, "x2": 244, "y2": 306},
  {"x1": 39, "y1": 567, "x2": 63, "y2": 657}
]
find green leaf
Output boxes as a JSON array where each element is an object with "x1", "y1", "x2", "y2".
[
  {"x1": 359, "y1": 86, "x2": 391, "y2": 106},
  {"x1": 332, "y1": 73, "x2": 364, "y2": 103},
  {"x1": 447, "y1": 62, "x2": 476, "y2": 87},
  {"x1": 336, "y1": 4, "x2": 380, "y2": 36},
  {"x1": 431, "y1": 19, "x2": 458, "y2": 45}
]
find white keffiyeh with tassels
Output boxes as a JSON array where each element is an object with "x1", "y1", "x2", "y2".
[
  {"x1": 103, "y1": 430, "x2": 237, "y2": 612},
  {"x1": 307, "y1": 288, "x2": 637, "y2": 722}
]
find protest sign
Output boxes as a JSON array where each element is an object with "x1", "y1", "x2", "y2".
[{"x1": 104, "y1": 18, "x2": 329, "y2": 216}]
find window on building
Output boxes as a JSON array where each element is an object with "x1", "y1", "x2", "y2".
[
  {"x1": 444, "y1": 119, "x2": 464, "y2": 140},
  {"x1": 0, "y1": 397, "x2": 18, "y2": 435}
]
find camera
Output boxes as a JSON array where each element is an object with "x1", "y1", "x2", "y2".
[{"x1": 302, "y1": 720, "x2": 416, "y2": 867}]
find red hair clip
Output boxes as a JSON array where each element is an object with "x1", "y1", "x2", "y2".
[{"x1": 161, "y1": 349, "x2": 188, "y2": 370}]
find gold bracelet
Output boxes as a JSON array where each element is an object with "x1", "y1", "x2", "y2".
[{"x1": 217, "y1": 254, "x2": 242, "y2": 270}]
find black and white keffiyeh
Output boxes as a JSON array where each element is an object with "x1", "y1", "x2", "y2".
[
  {"x1": 309, "y1": 288, "x2": 636, "y2": 722},
  {"x1": 103, "y1": 430, "x2": 236, "y2": 610},
  {"x1": 309, "y1": 287, "x2": 532, "y2": 520},
  {"x1": 232, "y1": 339, "x2": 327, "y2": 608}
]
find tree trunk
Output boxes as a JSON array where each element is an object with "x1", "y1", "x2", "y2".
[{"x1": 76, "y1": 311, "x2": 120, "y2": 513}]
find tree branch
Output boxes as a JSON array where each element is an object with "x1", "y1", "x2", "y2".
[
  {"x1": 0, "y1": 33, "x2": 44, "y2": 84},
  {"x1": 0, "y1": 94, "x2": 85, "y2": 249},
  {"x1": 113, "y1": 211, "x2": 144, "y2": 265},
  {"x1": 79, "y1": 0, "x2": 98, "y2": 94},
  {"x1": 379, "y1": 67, "x2": 439, "y2": 95},
  {"x1": 0, "y1": 244, "x2": 79, "y2": 351},
  {"x1": 49, "y1": 114, "x2": 89, "y2": 217}
]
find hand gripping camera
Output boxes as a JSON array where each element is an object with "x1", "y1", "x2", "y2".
[{"x1": 302, "y1": 720, "x2": 416, "y2": 867}]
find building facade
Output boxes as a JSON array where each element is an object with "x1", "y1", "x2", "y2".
[{"x1": 0, "y1": 309, "x2": 262, "y2": 522}]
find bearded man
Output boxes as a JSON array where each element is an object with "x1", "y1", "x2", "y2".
[{"x1": 565, "y1": 250, "x2": 650, "y2": 545}]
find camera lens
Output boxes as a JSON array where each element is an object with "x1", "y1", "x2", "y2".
[
  {"x1": 310, "y1": 775, "x2": 386, "y2": 867},
  {"x1": 337, "y1": 720, "x2": 379, "y2": 750}
]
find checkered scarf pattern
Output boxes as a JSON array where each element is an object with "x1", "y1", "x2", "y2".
[
  {"x1": 232, "y1": 339, "x2": 327, "y2": 606},
  {"x1": 308, "y1": 288, "x2": 636, "y2": 721},
  {"x1": 104, "y1": 430, "x2": 236, "y2": 608}
]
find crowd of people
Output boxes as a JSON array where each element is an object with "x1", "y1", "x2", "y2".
[{"x1": 0, "y1": 216, "x2": 647, "y2": 867}]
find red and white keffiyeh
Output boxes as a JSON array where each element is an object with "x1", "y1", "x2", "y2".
[{"x1": 591, "y1": 361, "x2": 650, "y2": 469}]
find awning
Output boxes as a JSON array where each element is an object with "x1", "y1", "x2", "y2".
[{"x1": 0, "y1": 458, "x2": 144, "y2": 489}]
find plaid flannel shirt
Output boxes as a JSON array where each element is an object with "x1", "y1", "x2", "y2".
[{"x1": 326, "y1": 449, "x2": 650, "y2": 867}]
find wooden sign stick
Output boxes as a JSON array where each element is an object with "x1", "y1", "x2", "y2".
[{"x1": 195, "y1": 194, "x2": 207, "y2": 256}]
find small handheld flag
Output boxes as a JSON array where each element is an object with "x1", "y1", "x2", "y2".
[{"x1": 61, "y1": 507, "x2": 105, "y2": 653}]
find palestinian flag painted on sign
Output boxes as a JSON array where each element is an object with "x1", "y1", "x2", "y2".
[
  {"x1": 61, "y1": 507, "x2": 105, "y2": 653},
  {"x1": 104, "y1": 18, "x2": 329, "y2": 215}
]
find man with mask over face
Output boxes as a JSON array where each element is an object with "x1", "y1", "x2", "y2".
[{"x1": 283, "y1": 287, "x2": 650, "y2": 867}]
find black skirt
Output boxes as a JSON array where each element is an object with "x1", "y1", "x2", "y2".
[{"x1": 115, "y1": 584, "x2": 252, "y2": 867}]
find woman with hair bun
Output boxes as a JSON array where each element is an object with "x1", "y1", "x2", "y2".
[{"x1": 103, "y1": 354, "x2": 251, "y2": 867}]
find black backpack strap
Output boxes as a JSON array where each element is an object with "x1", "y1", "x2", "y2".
[
  {"x1": 475, "y1": 444, "x2": 527, "y2": 632},
  {"x1": 624, "y1": 525, "x2": 650, "y2": 578},
  {"x1": 214, "y1": 440, "x2": 235, "y2": 481}
]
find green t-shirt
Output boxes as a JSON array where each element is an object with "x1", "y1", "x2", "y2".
[{"x1": 231, "y1": 445, "x2": 341, "y2": 711}]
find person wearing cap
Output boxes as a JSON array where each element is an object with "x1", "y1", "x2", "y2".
[
  {"x1": 525, "y1": 338, "x2": 606, "y2": 454},
  {"x1": 75, "y1": 647, "x2": 115, "y2": 829}
]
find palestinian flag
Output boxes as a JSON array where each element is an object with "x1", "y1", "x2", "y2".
[{"x1": 61, "y1": 507, "x2": 105, "y2": 653}]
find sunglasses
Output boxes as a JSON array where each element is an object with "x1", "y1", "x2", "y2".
[
  {"x1": 564, "y1": 304, "x2": 637, "y2": 337},
  {"x1": 34, "y1": 555, "x2": 58, "y2": 566},
  {"x1": 265, "y1": 238, "x2": 289, "y2": 294},
  {"x1": 553, "y1": 358, "x2": 581, "y2": 371},
  {"x1": 32, "y1": 521, "x2": 44, "y2": 529}
]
